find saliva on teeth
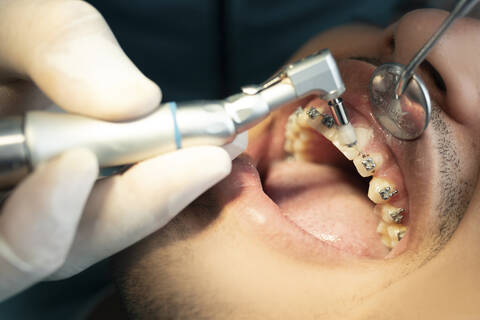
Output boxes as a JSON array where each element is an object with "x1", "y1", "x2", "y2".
[{"x1": 284, "y1": 105, "x2": 408, "y2": 251}]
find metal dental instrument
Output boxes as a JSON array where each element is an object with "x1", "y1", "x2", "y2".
[
  {"x1": 370, "y1": 0, "x2": 479, "y2": 140},
  {"x1": 0, "y1": 49, "x2": 350, "y2": 189}
]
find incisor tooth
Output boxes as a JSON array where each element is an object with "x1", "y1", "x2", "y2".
[{"x1": 368, "y1": 177, "x2": 398, "y2": 204}]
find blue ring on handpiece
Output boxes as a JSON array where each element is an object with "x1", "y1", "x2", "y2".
[{"x1": 169, "y1": 102, "x2": 182, "y2": 149}]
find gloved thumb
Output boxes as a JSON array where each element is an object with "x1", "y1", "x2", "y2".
[{"x1": 0, "y1": 0, "x2": 160, "y2": 121}]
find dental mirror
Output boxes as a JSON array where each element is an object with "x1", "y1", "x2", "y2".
[{"x1": 369, "y1": 0, "x2": 479, "y2": 140}]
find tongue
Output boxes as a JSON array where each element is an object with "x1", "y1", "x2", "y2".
[{"x1": 264, "y1": 160, "x2": 388, "y2": 258}]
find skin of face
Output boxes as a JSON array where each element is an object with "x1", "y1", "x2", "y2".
[{"x1": 113, "y1": 9, "x2": 480, "y2": 320}]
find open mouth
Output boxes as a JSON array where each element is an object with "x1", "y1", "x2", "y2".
[{"x1": 235, "y1": 58, "x2": 420, "y2": 261}]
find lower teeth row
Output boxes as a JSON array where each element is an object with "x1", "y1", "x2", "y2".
[{"x1": 284, "y1": 106, "x2": 407, "y2": 250}]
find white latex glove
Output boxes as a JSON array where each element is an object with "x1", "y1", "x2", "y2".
[{"x1": 0, "y1": 0, "x2": 236, "y2": 301}]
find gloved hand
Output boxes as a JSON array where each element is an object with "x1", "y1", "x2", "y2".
[{"x1": 0, "y1": 0, "x2": 235, "y2": 301}]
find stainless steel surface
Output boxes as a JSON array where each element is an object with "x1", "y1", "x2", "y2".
[
  {"x1": 228, "y1": 49, "x2": 346, "y2": 133},
  {"x1": 226, "y1": 79, "x2": 296, "y2": 133},
  {"x1": 285, "y1": 49, "x2": 345, "y2": 100},
  {"x1": 328, "y1": 98, "x2": 349, "y2": 126},
  {"x1": 370, "y1": 63, "x2": 431, "y2": 140},
  {"x1": 175, "y1": 102, "x2": 236, "y2": 147},
  {"x1": 396, "y1": 0, "x2": 479, "y2": 97},
  {"x1": 241, "y1": 49, "x2": 345, "y2": 100},
  {"x1": 0, "y1": 117, "x2": 29, "y2": 189},
  {"x1": 25, "y1": 103, "x2": 236, "y2": 168},
  {"x1": 369, "y1": 0, "x2": 478, "y2": 140}
]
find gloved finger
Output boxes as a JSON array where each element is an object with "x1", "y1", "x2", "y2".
[
  {"x1": 0, "y1": 149, "x2": 98, "y2": 301},
  {"x1": 0, "y1": 0, "x2": 160, "y2": 120},
  {"x1": 50, "y1": 146, "x2": 232, "y2": 279}
]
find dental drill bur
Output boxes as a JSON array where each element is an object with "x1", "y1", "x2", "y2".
[
  {"x1": 328, "y1": 97, "x2": 357, "y2": 147},
  {"x1": 0, "y1": 49, "x2": 348, "y2": 189}
]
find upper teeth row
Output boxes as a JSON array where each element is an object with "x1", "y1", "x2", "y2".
[{"x1": 284, "y1": 106, "x2": 407, "y2": 250}]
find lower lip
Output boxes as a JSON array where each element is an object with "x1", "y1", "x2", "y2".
[{"x1": 222, "y1": 156, "x2": 383, "y2": 264}]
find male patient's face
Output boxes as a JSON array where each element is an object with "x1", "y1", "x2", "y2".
[{"x1": 115, "y1": 10, "x2": 480, "y2": 319}]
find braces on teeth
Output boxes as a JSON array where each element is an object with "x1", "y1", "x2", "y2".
[
  {"x1": 390, "y1": 208, "x2": 405, "y2": 224},
  {"x1": 361, "y1": 156, "x2": 376, "y2": 171},
  {"x1": 284, "y1": 105, "x2": 408, "y2": 251},
  {"x1": 379, "y1": 186, "x2": 398, "y2": 201}
]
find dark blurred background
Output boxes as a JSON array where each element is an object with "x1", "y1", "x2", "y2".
[{"x1": 87, "y1": 0, "x2": 410, "y2": 101}]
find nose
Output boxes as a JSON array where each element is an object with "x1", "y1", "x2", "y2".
[{"x1": 389, "y1": 9, "x2": 480, "y2": 126}]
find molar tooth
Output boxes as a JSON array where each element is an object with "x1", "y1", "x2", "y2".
[
  {"x1": 375, "y1": 204, "x2": 405, "y2": 224},
  {"x1": 376, "y1": 221, "x2": 387, "y2": 234},
  {"x1": 368, "y1": 177, "x2": 398, "y2": 204},
  {"x1": 387, "y1": 225, "x2": 407, "y2": 242},
  {"x1": 353, "y1": 153, "x2": 383, "y2": 177},
  {"x1": 284, "y1": 139, "x2": 294, "y2": 153},
  {"x1": 381, "y1": 235, "x2": 393, "y2": 249}
]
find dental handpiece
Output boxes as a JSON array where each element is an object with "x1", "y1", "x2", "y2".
[{"x1": 0, "y1": 49, "x2": 351, "y2": 188}]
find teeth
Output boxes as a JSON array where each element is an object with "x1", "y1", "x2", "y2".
[
  {"x1": 321, "y1": 114, "x2": 335, "y2": 128},
  {"x1": 304, "y1": 107, "x2": 337, "y2": 140},
  {"x1": 353, "y1": 153, "x2": 383, "y2": 177},
  {"x1": 306, "y1": 107, "x2": 322, "y2": 120},
  {"x1": 376, "y1": 221, "x2": 387, "y2": 234},
  {"x1": 330, "y1": 140, "x2": 358, "y2": 160},
  {"x1": 375, "y1": 204, "x2": 405, "y2": 224},
  {"x1": 284, "y1": 139, "x2": 294, "y2": 153},
  {"x1": 296, "y1": 107, "x2": 311, "y2": 128},
  {"x1": 376, "y1": 220, "x2": 407, "y2": 249},
  {"x1": 285, "y1": 107, "x2": 408, "y2": 251},
  {"x1": 368, "y1": 177, "x2": 398, "y2": 204},
  {"x1": 298, "y1": 130, "x2": 316, "y2": 142},
  {"x1": 387, "y1": 224, "x2": 407, "y2": 243},
  {"x1": 354, "y1": 127, "x2": 374, "y2": 151},
  {"x1": 294, "y1": 152, "x2": 314, "y2": 162},
  {"x1": 381, "y1": 235, "x2": 393, "y2": 249}
]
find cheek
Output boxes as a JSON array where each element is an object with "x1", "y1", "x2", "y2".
[{"x1": 440, "y1": 51, "x2": 480, "y2": 127}]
